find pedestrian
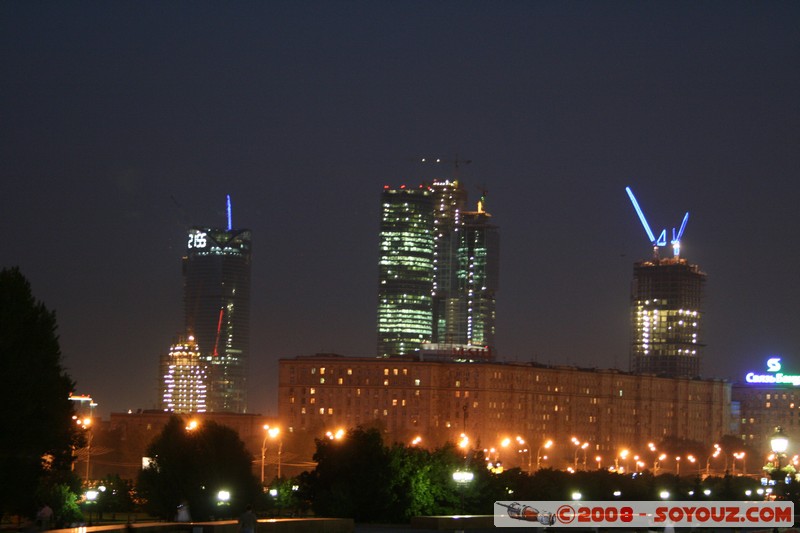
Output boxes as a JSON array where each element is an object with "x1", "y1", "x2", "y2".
[
  {"x1": 175, "y1": 501, "x2": 191, "y2": 523},
  {"x1": 238, "y1": 505, "x2": 257, "y2": 533},
  {"x1": 36, "y1": 504, "x2": 53, "y2": 530}
]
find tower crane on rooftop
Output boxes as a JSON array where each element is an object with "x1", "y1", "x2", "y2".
[{"x1": 625, "y1": 186, "x2": 689, "y2": 259}]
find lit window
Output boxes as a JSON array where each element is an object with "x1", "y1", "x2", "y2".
[
  {"x1": 384, "y1": 379, "x2": 389, "y2": 386},
  {"x1": 320, "y1": 368, "x2": 325, "y2": 375},
  {"x1": 338, "y1": 378, "x2": 343, "y2": 385},
  {"x1": 347, "y1": 369, "x2": 353, "y2": 375},
  {"x1": 319, "y1": 408, "x2": 324, "y2": 414},
  {"x1": 384, "y1": 368, "x2": 389, "y2": 376},
  {"x1": 310, "y1": 388, "x2": 315, "y2": 395},
  {"x1": 414, "y1": 379, "x2": 421, "y2": 386}
]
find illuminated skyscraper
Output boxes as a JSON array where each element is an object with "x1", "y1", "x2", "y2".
[
  {"x1": 184, "y1": 225, "x2": 251, "y2": 412},
  {"x1": 377, "y1": 185, "x2": 435, "y2": 357},
  {"x1": 430, "y1": 180, "x2": 467, "y2": 344},
  {"x1": 630, "y1": 257, "x2": 706, "y2": 378},
  {"x1": 160, "y1": 335, "x2": 207, "y2": 413},
  {"x1": 458, "y1": 193, "x2": 499, "y2": 351},
  {"x1": 377, "y1": 183, "x2": 499, "y2": 359}
]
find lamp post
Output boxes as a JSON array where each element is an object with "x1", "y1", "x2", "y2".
[
  {"x1": 452, "y1": 471, "x2": 474, "y2": 514},
  {"x1": 85, "y1": 489, "x2": 98, "y2": 525},
  {"x1": 536, "y1": 439, "x2": 553, "y2": 471},
  {"x1": 732, "y1": 452, "x2": 745, "y2": 476},
  {"x1": 260, "y1": 425, "x2": 270, "y2": 485},
  {"x1": 771, "y1": 426, "x2": 789, "y2": 470},
  {"x1": 706, "y1": 445, "x2": 721, "y2": 477},
  {"x1": 770, "y1": 426, "x2": 790, "y2": 499},
  {"x1": 268, "y1": 427, "x2": 282, "y2": 479}
]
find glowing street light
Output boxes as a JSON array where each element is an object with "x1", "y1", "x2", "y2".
[
  {"x1": 452, "y1": 470, "x2": 474, "y2": 514},
  {"x1": 325, "y1": 428, "x2": 345, "y2": 440},
  {"x1": 411, "y1": 436, "x2": 422, "y2": 446},
  {"x1": 537, "y1": 439, "x2": 553, "y2": 471},
  {"x1": 771, "y1": 426, "x2": 789, "y2": 471},
  {"x1": 706, "y1": 445, "x2": 721, "y2": 477},
  {"x1": 732, "y1": 451, "x2": 745, "y2": 475}
]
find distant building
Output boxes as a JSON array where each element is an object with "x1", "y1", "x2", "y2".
[
  {"x1": 430, "y1": 179, "x2": 468, "y2": 346},
  {"x1": 732, "y1": 356, "x2": 800, "y2": 456},
  {"x1": 184, "y1": 226, "x2": 252, "y2": 412},
  {"x1": 278, "y1": 353, "x2": 730, "y2": 469},
  {"x1": 160, "y1": 335, "x2": 207, "y2": 413},
  {"x1": 377, "y1": 186, "x2": 435, "y2": 357},
  {"x1": 377, "y1": 182, "x2": 500, "y2": 359},
  {"x1": 458, "y1": 193, "x2": 499, "y2": 352},
  {"x1": 630, "y1": 257, "x2": 706, "y2": 378}
]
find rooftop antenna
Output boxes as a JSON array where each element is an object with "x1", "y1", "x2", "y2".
[
  {"x1": 625, "y1": 186, "x2": 689, "y2": 259},
  {"x1": 226, "y1": 194, "x2": 232, "y2": 231}
]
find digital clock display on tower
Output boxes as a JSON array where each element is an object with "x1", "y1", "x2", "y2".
[{"x1": 187, "y1": 230, "x2": 208, "y2": 249}]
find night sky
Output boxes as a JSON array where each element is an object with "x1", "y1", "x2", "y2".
[{"x1": 2, "y1": 2, "x2": 798, "y2": 417}]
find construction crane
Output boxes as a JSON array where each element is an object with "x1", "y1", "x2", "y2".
[{"x1": 625, "y1": 186, "x2": 689, "y2": 259}]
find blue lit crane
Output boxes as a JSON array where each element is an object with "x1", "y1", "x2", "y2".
[{"x1": 625, "y1": 186, "x2": 689, "y2": 258}]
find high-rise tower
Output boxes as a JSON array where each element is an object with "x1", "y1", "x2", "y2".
[
  {"x1": 184, "y1": 223, "x2": 251, "y2": 412},
  {"x1": 630, "y1": 257, "x2": 706, "y2": 377},
  {"x1": 430, "y1": 179, "x2": 467, "y2": 345},
  {"x1": 160, "y1": 335, "x2": 207, "y2": 413},
  {"x1": 377, "y1": 185, "x2": 435, "y2": 357},
  {"x1": 625, "y1": 187, "x2": 705, "y2": 378},
  {"x1": 458, "y1": 193, "x2": 499, "y2": 352}
]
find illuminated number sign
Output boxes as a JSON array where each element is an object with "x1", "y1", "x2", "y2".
[
  {"x1": 745, "y1": 357, "x2": 800, "y2": 386},
  {"x1": 188, "y1": 231, "x2": 207, "y2": 249}
]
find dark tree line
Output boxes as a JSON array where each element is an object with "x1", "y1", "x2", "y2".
[
  {"x1": 0, "y1": 267, "x2": 83, "y2": 524},
  {"x1": 137, "y1": 416, "x2": 260, "y2": 521}
]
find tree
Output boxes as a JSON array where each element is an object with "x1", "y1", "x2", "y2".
[
  {"x1": 0, "y1": 267, "x2": 81, "y2": 518},
  {"x1": 137, "y1": 417, "x2": 260, "y2": 521},
  {"x1": 304, "y1": 427, "x2": 393, "y2": 522}
]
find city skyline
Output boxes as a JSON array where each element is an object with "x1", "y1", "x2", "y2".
[{"x1": 2, "y1": 2, "x2": 798, "y2": 417}]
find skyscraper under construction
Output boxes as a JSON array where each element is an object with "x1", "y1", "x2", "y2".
[
  {"x1": 625, "y1": 187, "x2": 705, "y2": 378},
  {"x1": 630, "y1": 257, "x2": 706, "y2": 378},
  {"x1": 184, "y1": 223, "x2": 251, "y2": 412}
]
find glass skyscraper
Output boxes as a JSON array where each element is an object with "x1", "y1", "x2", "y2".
[
  {"x1": 377, "y1": 183, "x2": 499, "y2": 359},
  {"x1": 377, "y1": 186, "x2": 435, "y2": 357},
  {"x1": 430, "y1": 180, "x2": 468, "y2": 345},
  {"x1": 458, "y1": 197, "x2": 499, "y2": 351},
  {"x1": 630, "y1": 257, "x2": 706, "y2": 378},
  {"x1": 183, "y1": 226, "x2": 251, "y2": 412}
]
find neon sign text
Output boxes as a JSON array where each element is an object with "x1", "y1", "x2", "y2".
[{"x1": 745, "y1": 358, "x2": 800, "y2": 386}]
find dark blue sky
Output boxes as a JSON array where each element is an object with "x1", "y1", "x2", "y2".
[{"x1": 2, "y1": 1, "x2": 798, "y2": 416}]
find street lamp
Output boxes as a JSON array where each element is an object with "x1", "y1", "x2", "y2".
[
  {"x1": 732, "y1": 452, "x2": 745, "y2": 476},
  {"x1": 74, "y1": 416, "x2": 93, "y2": 483},
  {"x1": 452, "y1": 471, "x2": 474, "y2": 514},
  {"x1": 536, "y1": 439, "x2": 553, "y2": 471},
  {"x1": 325, "y1": 428, "x2": 345, "y2": 440},
  {"x1": 771, "y1": 426, "x2": 789, "y2": 469},
  {"x1": 706, "y1": 445, "x2": 721, "y2": 477},
  {"x1": 85, "y1": 489, "x2": 99, "y2": 525},
  {"x1": 260, "y1": 425, "x2": 270, "y2": 485}
]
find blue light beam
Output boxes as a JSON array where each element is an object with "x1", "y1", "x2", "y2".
[
  {"x1": 625, "y1": 186, "x2": 656, "y2": 244},
  {"x1": 226, "y1": 195, "x2": 232, "y2": 231}
]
